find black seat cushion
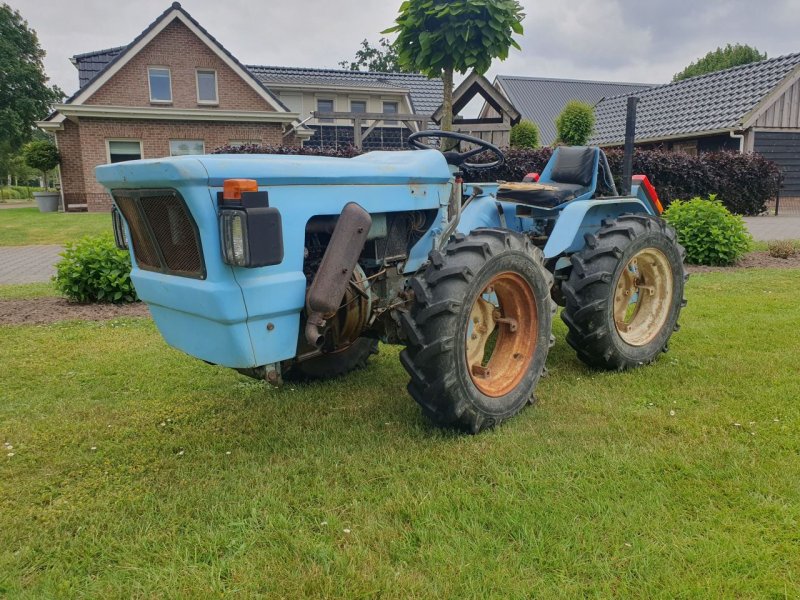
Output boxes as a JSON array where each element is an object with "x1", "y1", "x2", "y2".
[
  {"x1": 497, "y1": 182, "x2": 585, "y2": 208},
  {"x1": 550, "y1": 146, "x2": 595, "y2": 187}
]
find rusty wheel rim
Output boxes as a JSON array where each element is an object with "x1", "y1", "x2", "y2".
[
  {"x1": 613, "y1": 247, "x2": 674, "y2": 346},
  {"x1": 465, "y1": 272, "x2": 538, "y2": 398}
]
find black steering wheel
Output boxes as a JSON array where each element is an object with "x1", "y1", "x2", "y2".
[{"x1": 407, "y1": 130, "x2": 504, "y2": 170}]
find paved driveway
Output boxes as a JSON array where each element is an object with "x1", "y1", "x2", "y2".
[
  {"x1": 743, "y1": 216, "x2": 800, "y2": 241},
  {"x1": 0, "y1": 245, "x2": 63, "y2": 284}
]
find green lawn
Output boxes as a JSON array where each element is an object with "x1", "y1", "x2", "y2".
[
  {"x1": 0, "y1": 282, "x2": 58, "y2": 300},
  {"x1": 0, "y1": 207, "x2": 111, "y2": 246},
  {"x1": 1, "y1": 269, "x2": 799, "y2": 598}
]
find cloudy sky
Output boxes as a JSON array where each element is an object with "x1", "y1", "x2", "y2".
[{"x1": 11, "y1": 0, "x2": 800, "y2": 97}]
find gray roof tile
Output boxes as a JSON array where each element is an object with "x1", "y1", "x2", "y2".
[
  {"x1": 495, "y1": 76, "x2": 653, "y2": 145},
  {"x1": 73, "y1": 46, "x2": 125, "y2": 88},
  {"x1": 590, "y1": 52, "x2": 800, "y2": 145}
]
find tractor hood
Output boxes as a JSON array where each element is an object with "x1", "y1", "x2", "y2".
[{"x1": 95, "y1": 149, "x2": 452, "y2": 189}]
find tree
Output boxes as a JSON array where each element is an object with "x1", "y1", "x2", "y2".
[
  {"x1": 339, "y1": 38, "x2": 405, "y2": 73},
  {"x1": 673, "y1": 44, "x2": 766, "y2": 82},
  {"x1": 384, "y1": 0, "x2": 524, "y2": 133},
  {"x1": 510, "y1": 120, "x2": 540, "y2": 148},
  {"x1": 555, "y1": 101, "x2": 595, "y2": 146},
  {"x1": 23, "y1": 139, "x2": 60, "y2": 188},
  {"x1": 0, "y1": 4, "x2": 63, "y2": 153}
]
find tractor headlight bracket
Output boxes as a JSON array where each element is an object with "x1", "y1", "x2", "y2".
[
  {"x1": 218, "y1": 189, "x2": 283, "y2": 268},
  {"x1": 111, "y1": 206, "x2": 128, "y2": 250}
]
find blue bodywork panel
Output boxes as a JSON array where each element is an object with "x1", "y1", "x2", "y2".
[
  {"x1": 96, "y1": 151, "x2": 450, "y2": 368},
  {"x1": 96, "y1": 148, "x2": 656, "y2": 370}
]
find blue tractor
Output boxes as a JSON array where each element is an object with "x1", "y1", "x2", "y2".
[{"x1": 97, "y1": 129, "x2": 686, "y2": 433}]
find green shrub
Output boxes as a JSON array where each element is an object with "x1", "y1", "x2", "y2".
[
  {"x1": 663, "y1": 196, "x2": 752, "y2": 265},
  {"x1": 54, "y1": 234, "x2": 137, "y2": 303},
  {"x1": 555, "y1": 100, "x2": 595, "y2": 146},
  {"x1": 510, "y1": 120, "x2": 540, "y2": 148}
]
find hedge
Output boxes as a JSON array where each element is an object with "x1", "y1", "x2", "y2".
[{"x1": 213, "y1": 144, "x2": 780, "y2": 216}]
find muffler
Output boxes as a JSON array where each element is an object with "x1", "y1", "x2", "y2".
[{"x1": 304, "y1": 202, "x2": 372, "y2": 347}]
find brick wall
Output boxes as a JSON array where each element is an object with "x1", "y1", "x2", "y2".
[
  {"x1": 57, "y1": 118, "x2": 288, "y2": 211},
  {"x1": 85, "y1": 19, "x2": 276, "y2": 112}
]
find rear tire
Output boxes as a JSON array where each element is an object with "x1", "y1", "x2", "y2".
[
  {"x1": 283, "y1": 337, "x2": 378, "y2": 381},
  {"x1": 561, "y1": 214, "x2": 687, "y2": 370},
  {"x1": 400, "y1": 229, "x2": 555, "y2": 433}
]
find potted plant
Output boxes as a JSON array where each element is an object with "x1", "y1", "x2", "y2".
[{"x1": 23, "y1": 140, "x2": 61, "y2": 212}]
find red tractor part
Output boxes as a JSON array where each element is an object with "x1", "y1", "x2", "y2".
[{"x1": 632, "y1": 174, "x2": 663, "y2": 214}]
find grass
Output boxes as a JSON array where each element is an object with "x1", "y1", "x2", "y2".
[
  {"x1": 752, "y1": 239, "x2": 800, "y2": 252},
  {"x1": 2, "y1": 268, "x2": 799, "y2": 598},
  {"x1": 0, "y1": 207, "x2": 111, "y2": 246},
  {"x1": 0, "y1": 282, "x2": 58, "y2": 300}
]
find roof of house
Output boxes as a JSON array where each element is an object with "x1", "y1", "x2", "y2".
[
  {"x1": 69, "y1": 28, "x2": 444, "y2": 117},
  {"x1": 590, "y1": 52, "x2": 800, "y2": 145},
  {"x1": 494, "y1": 76, "x2": 654, "y2": 145},
  {"x1": 247, "y1": 66, "x2": 444, "y2": 116},
  {"x1": 71, "y1": 46, "x2": 126, "y2": 88}
]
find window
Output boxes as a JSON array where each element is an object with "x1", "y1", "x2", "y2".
[
  {"x1": 351, "y1": 100, "x2": 367, "y2": 114},
  {"x1": 148, "y1": 67, "x2": 172, "y2": 103},
  {"x1": 383, "y1": 101, "x2": 398, "y2": 125},
  {"x1": 317, "y1": 98, "x2": 334, "y2": 123},
  {"x1": 169, "y1": 140, "x2": 205, "y2": 156},
  {"x1": 196, "y1": 69, "x2": 218, "y2": 104},
  {"x1": 108, "y1": 140, "x2": 142, "y2": 163}
]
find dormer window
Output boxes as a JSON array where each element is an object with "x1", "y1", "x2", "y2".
[
  {"x1": 148, "y1": 67, "x2": 172, "y2": 103},
  {"x1": 196, "y1": 69, "x2": 218, "y2": 104}
]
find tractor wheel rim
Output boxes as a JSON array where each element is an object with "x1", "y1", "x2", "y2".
[
  {"x1": 613, "y1": 247, "x2": 674, "y2": 346},
  {"x1": 465, "y1": 272, "x2": 538, "y2": 398}
]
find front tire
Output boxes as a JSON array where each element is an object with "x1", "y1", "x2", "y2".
[
  {"x1": 400, "y1": 229, "x2": 555, "y2": 433},
  {"x1": 561, "y1": 214, "x2": 687, "y2": 370}
]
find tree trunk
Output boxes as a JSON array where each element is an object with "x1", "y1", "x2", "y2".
[
  {"x1": 441, "y1": 67, "x2": 456, "y2": 151},
  {"x1": 441, "y1": 67, "x2": 454, "y2": 132}
]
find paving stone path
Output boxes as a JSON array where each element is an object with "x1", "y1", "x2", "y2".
[
  {"x1": 0, "y1": 246, "x2": 63, "y2": 284},
  {"x1": 743, "y1": 216, "x2": 800, "y2": 241}
]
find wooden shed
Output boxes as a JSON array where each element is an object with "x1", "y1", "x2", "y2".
[{"x1": 432, "y1": 71, "x2": 521, "y2": 148}]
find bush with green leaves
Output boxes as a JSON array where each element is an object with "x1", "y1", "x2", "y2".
[
  {"x1": 555, "y1": 100, "x2": 595, "y2": 146},
  {"x1": 510, "y1": 120, "x2": 540, "y2": 148},
  {"x1": 54, "y1": 234, "x2": 137, "y2": 303},
  {"x1": 663, "y1": 196, "x2": 752, "y2": 265}
]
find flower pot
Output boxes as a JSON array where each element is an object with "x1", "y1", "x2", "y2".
[{"x1": 34, "y1": 191, "x2": 60, "y2": 213}]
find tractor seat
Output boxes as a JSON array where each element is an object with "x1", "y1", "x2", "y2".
[
  {"x1": 497, "y1": 146, "x2": 598, "y2": 208},
  {"x1": 496, "y1": 181, "x2": 585, "y2": 208}
]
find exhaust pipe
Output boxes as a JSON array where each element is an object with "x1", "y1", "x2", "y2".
[
  {"x1": 621, "y1": 96, "x2": 639, "y2": 196},
  {"x1": 304, "y1": 202, "x2": 372, "y2": 348}
]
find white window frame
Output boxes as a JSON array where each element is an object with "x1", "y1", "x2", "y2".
[
  {"x1": 316, "y1": 97, "x2": 335, "y2": 123},
  {"x1": 147, "y1": 66, "x2": 172, "y2": 103},
  {"x1": 195, "y1": 69, "x2": 219, "y2": 105},
  {"x1": 106, "y1": 139, "x2": 143, "y2": 164},
  {"x1": 169, "y1": 139, "x2": 206, "y2": 156}
]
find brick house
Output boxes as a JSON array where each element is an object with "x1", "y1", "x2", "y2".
[{"x1": 38, "y1": 2, "x2": 443, "y2": 212}]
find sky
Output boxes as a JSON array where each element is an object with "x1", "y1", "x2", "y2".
[{"x1": 10, "y1": 0, "x2": 800, "y2": 98}]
